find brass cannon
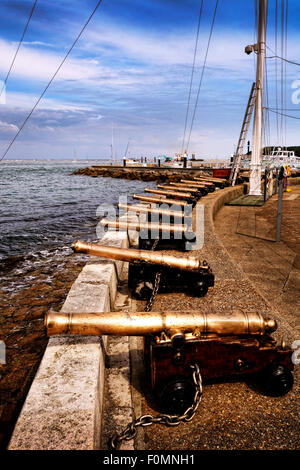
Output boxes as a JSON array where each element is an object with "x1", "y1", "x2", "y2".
[
  {"x1": 45, "y1": 310, "x2": 294, "y2": 413},
  {"x1": 144, "y1": 188, "x2": 197, "y2": 205},
  {"x1": 156, "y1": 184, "x2": 205, "y2": 198},
  {"x1": 117, "y1": 203, "x2": 193, "y2": 251},
  {"x1": 193, "y1": 176, "x2": 227, "y2": 188},
  {"x1": 133, "y1": 194, "x2": 190, "y2": 207},
  {"x1": 72, "y1": 241, "x2": 214, "y2": 299},
  {"x1": 180, "y1": 179, "x2": 216, "y2": 192},
  {"x1": 167, "y1": 182, "x2": 209, "y2": 195}
]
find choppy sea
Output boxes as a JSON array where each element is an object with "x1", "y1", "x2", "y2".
[{"x1": 0, "y1": 159, "x2": 155, "y2": 292}]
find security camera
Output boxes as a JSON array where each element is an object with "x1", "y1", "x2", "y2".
[{"x1": 245, "y1": 45, "x2": 253, "y2": 55}]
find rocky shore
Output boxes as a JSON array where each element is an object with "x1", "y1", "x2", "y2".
[
  {"x1": 0, "y1": 253, "x2": 87, "y2": 449},
  {"x1": 72, "y1": 166, "x2": 211, "y2": 182}
]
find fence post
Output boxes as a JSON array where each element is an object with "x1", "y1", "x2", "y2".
[{"x1": 276, "y1": 168, "x2": 284, "y2": 242}]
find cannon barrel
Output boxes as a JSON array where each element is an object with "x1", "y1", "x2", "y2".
[
  {"x1": 45, "y1": 310, "x2": 277, "y2": 337},
  {"x1": 193, "y1": 177, "x2": 226, "y2": 188},
  {"x1": 133, "y1": 194, "x2": 189, "y2": 207},
  {"x1": 170, "y1": 182, "x2": 206, "y2": 189},
  {"x1": 157, "y1": 184, "x2": 201, "y2": 195},
  {"x1": 180, "y1": 179, "x2": 215, "y2": 187},
  {"x1": 167, "y1": 183, "x2": 208, "y2": 195},
  {"x1": 145, "y1": 188, "x2": 195, "y2": 201},
  {"x1": 100, "y1": 219, "x2": 189, "y2": 234},
  {"x1": 72, "y1": 240, "x2": 204, "y2": 271},
  {"x1": 118, "y1": 203, "x2": 188, "y2": 218},
  {"x1": 194, "y1": 176, "x2": 227, "y2": 183}
]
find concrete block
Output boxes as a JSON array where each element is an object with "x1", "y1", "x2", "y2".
[
  {"x1": 9, "y1": 335, "x2": 105, "y2": 450},
  {"x1": 62, "y1": 283, "x2": 110, "y2": 313},
  {"x1": 88, "y1": 231, "x2": 129, "y2": 277}
]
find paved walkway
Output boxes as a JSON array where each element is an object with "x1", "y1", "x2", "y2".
[{"x1": 215, "y1": 185, "x2": 300, "y2": 329}]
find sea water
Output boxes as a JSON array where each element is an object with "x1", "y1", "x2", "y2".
[{"x1": 0, "y1": 159, "x2": 155, "y2": 291}]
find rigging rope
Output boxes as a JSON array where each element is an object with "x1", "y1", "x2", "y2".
[
  {"x1": 181, "y1": 0, "x2": 204, "y2": 155},
  {"x1": 264, "y1": 107, "x2": 300, "y2": 120},
  {"x1": 0, "y1": 0, "x2": 104, "y2": 162},
  {"x1": 266, "y1": 54, "x2": 300, "y2": 67},
  {"x1": 0, "y1": 0, "x2": 38, "y2": 98},
  {"x1": 185, "y1": 0, "x2": 219, "y2": 153}
]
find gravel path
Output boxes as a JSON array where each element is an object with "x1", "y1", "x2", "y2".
[{"x1": 132, "y1": 186, "x2": 299, "y2": 450}]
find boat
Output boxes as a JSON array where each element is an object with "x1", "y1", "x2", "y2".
[
  {"x1": 241, "y1": 147, "x2": 300, "y2": 171},
  {"x1": 263, "y1": 148, "x2": 300, "y2": 170}
]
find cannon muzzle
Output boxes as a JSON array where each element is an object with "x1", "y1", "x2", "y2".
[{"x1": 45, "y1": 310, "x2": 277, "y2": 337}]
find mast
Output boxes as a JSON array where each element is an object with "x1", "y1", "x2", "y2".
[
  {"x1": 111, "y1": 122, "x2": 114, "y2": 163},
  {"x1": 249, "y1": 0, "x2": 268, "y2": 196}
]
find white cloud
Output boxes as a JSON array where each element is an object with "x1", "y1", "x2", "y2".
[
  {"x1": 0, "y1": 39, "x2": 103, "y2": 83},
  {"x1": 22, "y1": 41, "x2": 55, "y2": 48},
  {"x1": 5, "y1": 91, "x2": 94, "y2": 112},
  {"x1": 0, "y1": 120, "x2": 19, "y2": 132},
  {"x1": 0, "y1": 38, "x2": 165, "y2": 89}
]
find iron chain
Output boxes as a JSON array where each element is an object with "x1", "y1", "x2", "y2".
[
  {"x1": 144, "y1": 271, "x2": 161, "y2": 312},
  {"x1": 144, "y1": 237, "x2": 161, "y2": 312},
  {"x1": 108, "y1": 363, "x2": 203, "y2": 450}
]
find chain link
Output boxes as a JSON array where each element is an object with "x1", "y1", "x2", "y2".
[
  {"x1": 144, "y1": 271, "x2": 161, "y2": 312},
  {"x1": 151, "y1": 237, "x2": 160, "y2": 251},
  {"x1": 144, "y1": 237, "x2": 161, "y2": 312},
  {"x1": 108, "y1": 363, "x2": 203, "y2": 450}
]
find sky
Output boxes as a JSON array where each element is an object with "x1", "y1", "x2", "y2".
[{"x1": 0, "y1": 0, "x2": 299, "y2": 160}]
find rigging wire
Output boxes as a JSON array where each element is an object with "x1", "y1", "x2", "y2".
[
  {"x1": 0, "y1": 0, "x2": 38, "y2": 98},
  {"x1": 185, "y1": 0, "x2": 219, "y2": 152},
  {"x1": 264, "y1": 107, "x2": 300, "y2": 120},
  {"x1": 0, "y1": 0, "x2": 104, "y2": 163},
  {"x1": 265, "y1": 54, "x2": 300, "y2": 66},
  {"x1": 266, "y1": 45, "x2": 299, "y2": 66},
  {"x1": 181, "y1": 0, "x2": 204, "y2": 155},
  {"x1": 268, "y1": 107, "x2": 300, "y2": 112}
]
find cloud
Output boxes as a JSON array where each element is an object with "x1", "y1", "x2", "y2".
[
  {"x1": 22, "y1": 41, "x2": 55, "y2": 48},
  {"x1": 0, "y1": 38, "x2": 101, "y2": 83},
  {"x1": 0, "y1": 120, "x2": 19, "y2": 132},
  {"x1": 5, "y1": 91, "x2": 95, "y2": 112},
  {"x1": 0, "y1": 1, "x2": 299, "y2": 160}
]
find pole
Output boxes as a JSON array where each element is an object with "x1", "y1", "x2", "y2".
[
  {"x1": 274, "y1": 168, "x2": 278, "y2": 194},
  {"x1": 249, "y1": 0, "x2": 268, "y2": 196},
  {"x1": 276, "y1": 178, "x2": 283, "y2": 242},
  {"x1": 111, "y1": 122, "x2": 114, "y2": 163}
]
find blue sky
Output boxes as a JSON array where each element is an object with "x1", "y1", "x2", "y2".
[{"x1": 0, "y1": 0, "x2": 299, "y2": 160}]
